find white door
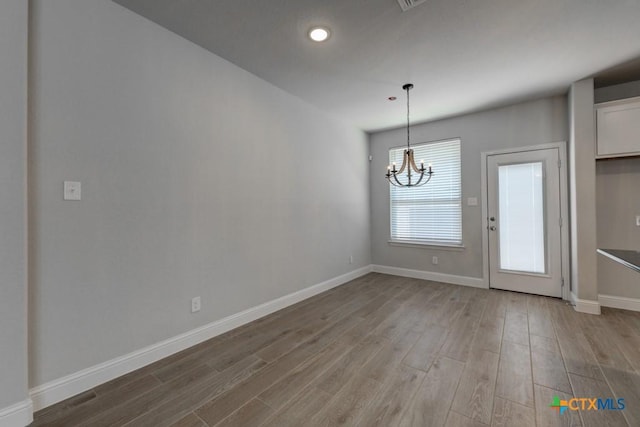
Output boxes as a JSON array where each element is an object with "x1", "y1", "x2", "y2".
[{"x1": 487, "y1": 148, "x2": 563, "y2": 297}]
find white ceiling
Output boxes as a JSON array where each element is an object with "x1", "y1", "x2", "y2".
[{"x1": 112, "y1": 0, "x2": 640, "y2": 132}]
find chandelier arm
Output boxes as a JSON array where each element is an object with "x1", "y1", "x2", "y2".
[
  {"x1": 414, "y1": 172, "x2": 433, "y2": 187},
  {"x1": 413, "y1": 171, "x2": 426, "y2": 187},
  {"x1": 396, "y1": 152, "x2": 408, "y2": 175},
  {"x1": 392, "y1": 173, "x2": 405, "y2": 187},
  {"x1": 408, "y1": 149, "x2": 421, "y2": 174},
  {"x1": 387, "y1": 175, "x2": 402, "y2": 187}
]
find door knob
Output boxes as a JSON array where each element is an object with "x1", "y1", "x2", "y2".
[{"x1": 489, "y1": 226, "x2": 496, "y2": 231}]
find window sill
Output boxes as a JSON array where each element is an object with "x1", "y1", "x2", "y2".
[{"x1": 388, "y1": 240, "x2": 466, "y2": 251}]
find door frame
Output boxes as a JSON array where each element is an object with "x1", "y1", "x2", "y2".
[{"x1": 480, "y1": 142, "x2": 570, "y2": 301}]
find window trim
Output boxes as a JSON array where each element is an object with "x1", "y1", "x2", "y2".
[
  {"x1": 388, "y1": 137, "x2": 463, "y2": 248},
  {"x1": 388, "y1": 239, "x2": 466, "y2": 251}
]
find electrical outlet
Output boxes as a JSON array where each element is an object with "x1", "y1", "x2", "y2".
[
  {"x1": 191, "y1": 296, "x2": 201, "y2": 313},
  {"x1": 432, "y1": 256, "x2": 438, "y2": 265}
]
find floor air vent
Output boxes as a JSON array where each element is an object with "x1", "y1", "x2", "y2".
[{"x1": 396, "y1": 0, "x2": 428, "y2": 12}]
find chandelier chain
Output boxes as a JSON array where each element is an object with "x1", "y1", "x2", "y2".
[{"x1": 406, "y1": 84, "x2": 410, "y2": 151}]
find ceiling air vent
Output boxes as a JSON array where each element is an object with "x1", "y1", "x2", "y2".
[{"x1": 396, "y1": 0, "x2": 428, "y2": 12}]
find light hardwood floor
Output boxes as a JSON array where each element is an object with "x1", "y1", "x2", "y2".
[{"x1": 32, "y1": 273, "x2": 640, "y2": 426}]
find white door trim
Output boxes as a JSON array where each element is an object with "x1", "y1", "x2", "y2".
[{"x1": 481, "y1": 142, "x2": 570, "y2": 300}]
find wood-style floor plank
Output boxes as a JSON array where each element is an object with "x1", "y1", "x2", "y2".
[
  {"x1": 600, "y1": 312, "x2": 640, "y2": 373},
  {"x1": 599, "y1": 365, "x2": 640, "y2": 427},
  {"x1": 362, "y1": 329, "x2": 421, "y2": 383},
  {"x1": 398, "y1": 356, "x2": 465, "y2": 427},
  {"x1": 451, "y1": 348, "x2": 500, "y2": 425},
  {"x1": 31, "y1": 375, "x2": 161, "y2": 427},
  {"x1": 445, "y1": 410, "x2": 490, "y2": 427},
  {"x1": 123, "y1": 355, "x2": 267, "y2": 426},
  {"x1": 82, "y1": 364, "x2": 217, "y2": 427},
  {"x1": 579, "y1": 322, "x2": 634, "y2": 371},
  {"x1": 553, "y1": 330, "x2": 605, "y2": 381},
  {"x1": 310, "y1": 373, "x2": 382, "y2": 426},
  {"x1": 460, "y1": 288, "x2": 488, "y2": 318},
  {"x1": 503, "y1": 310, "x2": 530, "y2": 347},
  {"x1": 531, "y1": 345, "x2": 572, "y2": 394},
  {"x1": 484, "y1": 290, "x2": 508, "y2": 319},
  {"x1": 568, "y1": 373, "x2": 627, "y2": 427},
  {"x1": 313, "y1": 334, "x2": 387, "y2": 395},
  {"x1": 32, "y1": 273, "x2": 637, "y2": 427},
  {"x1": 495, "y1": 340, "x2": 534, "y2": 408},
  {"x1": 440, "y1": 312, "x2": 481, "y2": 362},
  {"x1": 257, "y1": 337, "x2": 354, "y2": 410},
  {"x1": 402, "y1": 324, "x2": 448, "y2": 371},
  {"x1": 533, "y1": 384, "x2": 582, "y2": 427},
  {"x1": 194, "y1": 347, "x2": 312, "y2": 426},
  {"x1": 213, "y1": 398, "x2": 273, "y2": 427},
  {"x1": 169, "y1": 412, "x2": 207, "y2": 427},
  {"x1": 355, "y1": 364, "x2": 424, "y2": 427},
  {"x1": 527, "y1": 295, "x2": 556, "y2": 339},
  {"x1": 492, "y1": 397, "x2": 536, "y2": 427},
  {"x1": 506, "y1": 292, "x2": 529, "y2": 314},
  {"x1": 530, "y1": 334, "x2": 560, "y2": 355},
  {"x1": 472, "y1": 314, "x2": 504, "y2": 354},
  {"x1": 260, "y1": 386, "x2": 331, "y2": 427},
  {"x1": 603, "y1": 309, "x2": 640, "y2": 374}
]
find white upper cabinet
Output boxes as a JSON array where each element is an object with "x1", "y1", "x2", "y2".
[{"x1": 596, "y1": 96, "x2": 640, "y2": 158}]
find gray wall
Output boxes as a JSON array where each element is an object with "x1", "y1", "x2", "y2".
[
  {"x1": 596, "y1": 158, "x2": 640, "y2": 299},
  {"x1": 370, "y1": 96, "x2": 568, "y2": 278},
  {"x1": 568, "y1": 79, "x2": 598, "y2": 302},
  {"x1": 0, "y1": 0, "x2": 29, "y2": 411},
  {"x1": 29, "y1": 0, "x2": 370, "y2": 386},
  {"x1": 595, "y1": 80, "x2": 640, "y2": 104}
]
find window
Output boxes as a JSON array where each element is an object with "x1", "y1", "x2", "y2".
[{"x1": 389, "y1": 138, "x2": 462, "y2": 246}]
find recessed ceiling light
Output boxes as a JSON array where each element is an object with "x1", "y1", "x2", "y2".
[{"x1": 308, "y1": 27, "x2": 330, "y2": 42}]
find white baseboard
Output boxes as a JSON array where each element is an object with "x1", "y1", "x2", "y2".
[
  {"x1": 0, "y1": 399, "x2": 33, "y2": 427},
  {"x1": 371, "y1": 264, "x2": 486, "y2": 289},
  {"x1": 29, "y1": 265, "x2": 372, "y2": 411},
  {"x1": 599, "y1": 294, "x2": 640, "y2": 312},
  {"x1": 570, "y1": 292, "x2": 601, "y2": 315}
]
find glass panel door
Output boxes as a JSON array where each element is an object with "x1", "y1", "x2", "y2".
[
  {"x1": 487, "y1": 148, "x2": 563, "y2": 298},
  {"x1": 498, "y1": 162, "x2": 545, "y2": 274}
]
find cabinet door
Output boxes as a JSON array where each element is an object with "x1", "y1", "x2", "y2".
[{"x1": 596, "y1": 97, "x2": 640, "y2": 158}]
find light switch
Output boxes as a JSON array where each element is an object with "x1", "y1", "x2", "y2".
[
  {"x1": 467, "y1": 197, "x2": 478, "y2": 206},
  {"x1": 636, "y1": 215, "x2": 640, "y2": 227},
  {"x1": 64, "y1": 181, "x2": 81, "y2": 201}
]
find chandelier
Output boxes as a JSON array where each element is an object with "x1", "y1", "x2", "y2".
[{"x1": 386, "y1": 83, "x2": 433, "y2": 187}]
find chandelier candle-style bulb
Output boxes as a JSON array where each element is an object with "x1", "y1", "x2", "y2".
[{"x1": 385, "y1": 83, "x2": 434, "y2": 187}]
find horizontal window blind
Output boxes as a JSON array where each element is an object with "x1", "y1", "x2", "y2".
[{"x1": 390, "y1": 138, "x2": 462, "y2": 245}]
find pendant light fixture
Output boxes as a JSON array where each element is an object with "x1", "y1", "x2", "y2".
[{"x1": 386, "y1": 83, "x2": 433, "y2": 187}]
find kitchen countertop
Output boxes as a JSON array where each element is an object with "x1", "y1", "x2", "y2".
[{"x1": 597, "y1": 249, "x2": 640, "y2": 273}]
